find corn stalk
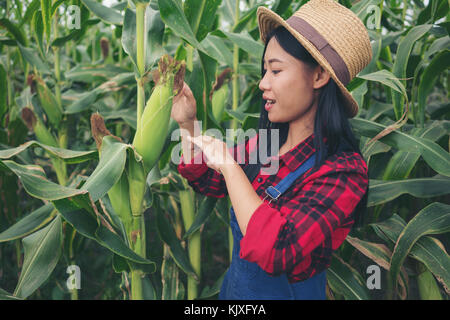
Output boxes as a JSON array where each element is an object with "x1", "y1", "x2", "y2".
[{"x1": 179, "y1": 185, "x2": 201, "y2": 300}]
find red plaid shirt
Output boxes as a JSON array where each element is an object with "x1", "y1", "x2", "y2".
[{"x1": 178, "y1": 133, "x2": 369, "y2": 283}]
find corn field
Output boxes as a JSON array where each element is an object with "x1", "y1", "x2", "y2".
[{"x1": 0, "y1": 0, "x2": 449, "y2": 300}]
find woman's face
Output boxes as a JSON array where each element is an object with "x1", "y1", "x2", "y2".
[{"x1": 259, "y1": 37, "x2": 327, "y2": 124}]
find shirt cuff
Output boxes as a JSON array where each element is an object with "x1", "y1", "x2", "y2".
[
  {"x1": 239, "y1": 202, "x2": 286, "y2": 272},
  {"x1": 177, "y1": 151, "x2": 209, "y2": 182}
]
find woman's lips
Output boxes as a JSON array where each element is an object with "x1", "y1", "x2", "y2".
[{"x1": 265, "y1": 101, "x2": 274, "y2": 111}]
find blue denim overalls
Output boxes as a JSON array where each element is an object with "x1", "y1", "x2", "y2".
[{"x1": 219, "y1": 152, "x2": 327, "y2": 300}]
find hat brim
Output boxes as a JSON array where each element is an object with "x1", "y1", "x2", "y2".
[{"x1": 257, "y1": 6, "x2": 359, "y2": 118}]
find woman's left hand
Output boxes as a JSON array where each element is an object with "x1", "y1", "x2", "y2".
[{"x1": 187, "y1": 135, "x2": 236, "y2": 174}]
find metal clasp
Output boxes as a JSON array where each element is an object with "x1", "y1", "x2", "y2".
[{"x1": 263, "y1": 186, "x2": 281, "y2": 204}]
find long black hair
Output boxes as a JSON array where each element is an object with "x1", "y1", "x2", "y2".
[{"x1": 244, "y1": 25, "x2": 368, "y2": 229}]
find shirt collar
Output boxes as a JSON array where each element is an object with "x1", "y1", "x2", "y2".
[{"x1": 261, "y1": 133, "x2": 322, "y2": 172}]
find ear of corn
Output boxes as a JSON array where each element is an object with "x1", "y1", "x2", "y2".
[
  {"x1": 127, "y1": 151, "x2": 146, "y2": 218},
  {"x1": 210, "y1": 68, "x2": 231, "y2": 123},
  {"x1": 109, "y1": 173, "x2": 133, "y2": 234},
  {"x1": 21, "y1": 107, "x2": 58, "y2": 147},
  {"x1": 132, "y1": 55, "x2": 185, "y2": 173},
  {"x1": 22, "y1": 107, "x2": 67, "y2": 184},
  {"x1": 90, "y1": 113, "x2": 132, "y2": 232},
  {"x1": 211, "y1": 84, "x2": 228, "y2": 123},
  {"x1": 33, "y1": 75, "x2": 63, "y2": 128}
]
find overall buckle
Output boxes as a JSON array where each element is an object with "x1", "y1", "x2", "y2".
[{"x1": 263, "y1": 186, "x2": 281, "y2": 204}]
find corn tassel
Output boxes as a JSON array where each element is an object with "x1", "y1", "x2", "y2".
[{"x1": 132, "y1": 55, "x2": 185, "y2": 173}]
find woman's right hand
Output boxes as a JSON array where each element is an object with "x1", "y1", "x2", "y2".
[{"x1": 172, "y1": 82, "x2": 197, "y2": 126}]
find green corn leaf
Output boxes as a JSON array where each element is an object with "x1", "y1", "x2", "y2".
[
  {"x1": 0, "y1": 203, "x2": 56, "y2": 243},
  {"x1": 346, "y1": 236, "x2": 392, "y2": 270},
  {"x1": 0, "y1": 287, "x2": 22, "y2": 300},
  {"x1": 65, "y1": 64, "x2": 130, "y2": 84},
  {"x1": 81, "y1": 136, "x2": 128, "y2": 202},
  {"x1": 161, "y1": 245, "x2": 185, "y2": 300},
  {"x1": 390, "y1": 202, "x2": 450, "y2": 293},
  {"x1": 391, "y1": 24, "x2": 432, "y2": 120},
  {"x1": 14, "y1": 215, "x2": 62, "y2": 299},
  {"x1": 370, "y1": 214, "x2": 406, "y2": 246},
  {"x1": 417, "y1": 266, "x2": 443, "y2": 300},
  {"x1": 327, "y1": 254, "x2": 370, "y2": 300},
  {"x1": 53, "y1": 197, "x2": 155, "y2": 269},
  {"x1": 0, "y1": 140, "x2": 97, "y2": 164},
  {"x1": 198, "y1": 269, "x2": 227, "y2": 299},
  {"x1": 200, "y1": 34, "x2": 233, "y2": 67},
  {"x1": 51, "y1": 29, "x2": 85, "y2": 48},
  {"x1": 368, "y1": 175, "x2": 450, "y2": 207},
  {"x1": 345, "y1": 235, "x2": 409, "y2": 297},
  {"x1": 410, "y1": 237, "x2": 450, "y2": 295},
  {"x1": 350, "y1": 118, "x2": 450, "y2": 177},
  {"x1": 382, "y1": 123, "x2": 448, "y2": 180},
  {"x1": 65, "y1": 88, "x2": 103, "y2": 114},
  {"x1": 220, "y1": 0, "x2": 237, "y2": 26},
  {"x1": 417, "y1": 50, "x2": 450, "y2": 126},
  {"x1": 122, "y1": 6, "x2": 166, "y2": 74},
  {"x1": 0, "y1": 18, "x2": 27, "y2": 46},
  {"x1": 1, "y1": 160, "x2": 86, "y2": 201},
  {"x1": 358, "y1": 69, "x2": 407, "y2": 98},
  {"x1": 184, "y1": 0, "x2": 221, "y2": 42},
  {"x1": 184, "y1": 196, "x2": 218, "y2": 239},
  {"x1": 50, "y1": 0, "x2": 65, "y2": 17},
  {"x1": 80, "y1": 0, "x2": 123, "y2": 25},
  {"x1": 0, "y1": 64, "x2": 6, "y2": 122},
  {"x1": 214, "y1": 30, "x2": 264, "y2": 59},
  {"x1": 19, "y1": 0, "x2": 40, "y2": 28},
  {"x1": 157, "y1": 0, "x2": 204, "y2": 52},
  {"x1": 145, "y1": 5, "x2": 166, "y2": 70},
  {"x1": 122, "y1": 8, "x2": 139, "y2": 72},
  {"x1": 31, "y1": 10, "x2": 45, "y2": 58},
  {"x1": 156, "y1": 209, "x2": 199, "y2": 281},
  {"x1": 232, "y1": 5, "x2": 258, "y2": 33},
  {"x1": 40, "y1": 0, "x2": 52, "y2": 48},
  {"x1": 17, "y1": 43, "x2": 51, "y2": 74}
]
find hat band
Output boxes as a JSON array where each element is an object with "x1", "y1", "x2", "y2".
[{"x1": 286, "y1": 16, "x2": 350, "y2": 86}]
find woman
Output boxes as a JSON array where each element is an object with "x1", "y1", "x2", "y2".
[{"x1": 171, "y1": 0, "x2": 372, "y2": 300}]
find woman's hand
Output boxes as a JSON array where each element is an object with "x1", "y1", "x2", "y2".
[
  {"x1": 172, "y1": 81, "x2": 197, "y2": 126},
  {"x1": 188, "y1": 135, "x2": 236, "y2": 174}
]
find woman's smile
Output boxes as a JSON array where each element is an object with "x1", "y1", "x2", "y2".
[{"x1": 264, "y1": 99, "x2": 276, "y2": 111}]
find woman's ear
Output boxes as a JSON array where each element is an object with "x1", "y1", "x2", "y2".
[{"x1": 312, "y1": 66, "x2": 331, "y2": 90}]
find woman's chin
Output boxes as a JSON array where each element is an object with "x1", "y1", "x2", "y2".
[{"x1": 268, "y1": 113, "x2": 282, "y2": 123}]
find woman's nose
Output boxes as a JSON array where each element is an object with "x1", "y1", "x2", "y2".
[{"x1": 259, "y1": 73, "x2": 270, "y2": 92}]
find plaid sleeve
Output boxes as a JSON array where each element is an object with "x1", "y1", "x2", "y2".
[
  {"x1": 239, "y1": 163, "x2": 369, "y2": 278},
  {"x1": 177, "y1": 135, "x2": 255, "y2": 198}
]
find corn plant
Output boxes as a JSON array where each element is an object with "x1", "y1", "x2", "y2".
[{"x1": 0, "y1": 0, "x2": 449, "y2": 300}]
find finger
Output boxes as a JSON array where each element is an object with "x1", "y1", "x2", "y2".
[
  {"x1": 190, "y1": 135, "x2": 211, "y2": 145},
  {"x1": 184, "y1": 83, "x2": 194, "y2": 99},
  {"x1": 187, "y1": 135, "x2": 204, "y2": 149}
]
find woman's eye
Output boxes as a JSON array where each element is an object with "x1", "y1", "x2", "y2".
[{"x1": 272, "y1": 70, "x2": 280, "y2": 74}]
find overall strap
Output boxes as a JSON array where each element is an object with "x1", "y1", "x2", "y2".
[{"x1": 264, "y1": 153, "x2": 316, "y2": 203}]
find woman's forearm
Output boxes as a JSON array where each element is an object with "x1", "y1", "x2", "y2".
[{"x1": 221, "y1": 162, "x2": 263, "y2": 236}]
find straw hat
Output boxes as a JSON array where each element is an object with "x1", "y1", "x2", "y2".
[{"x1": 257, "y1": 0, "x2": 372, "y2": 118}]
